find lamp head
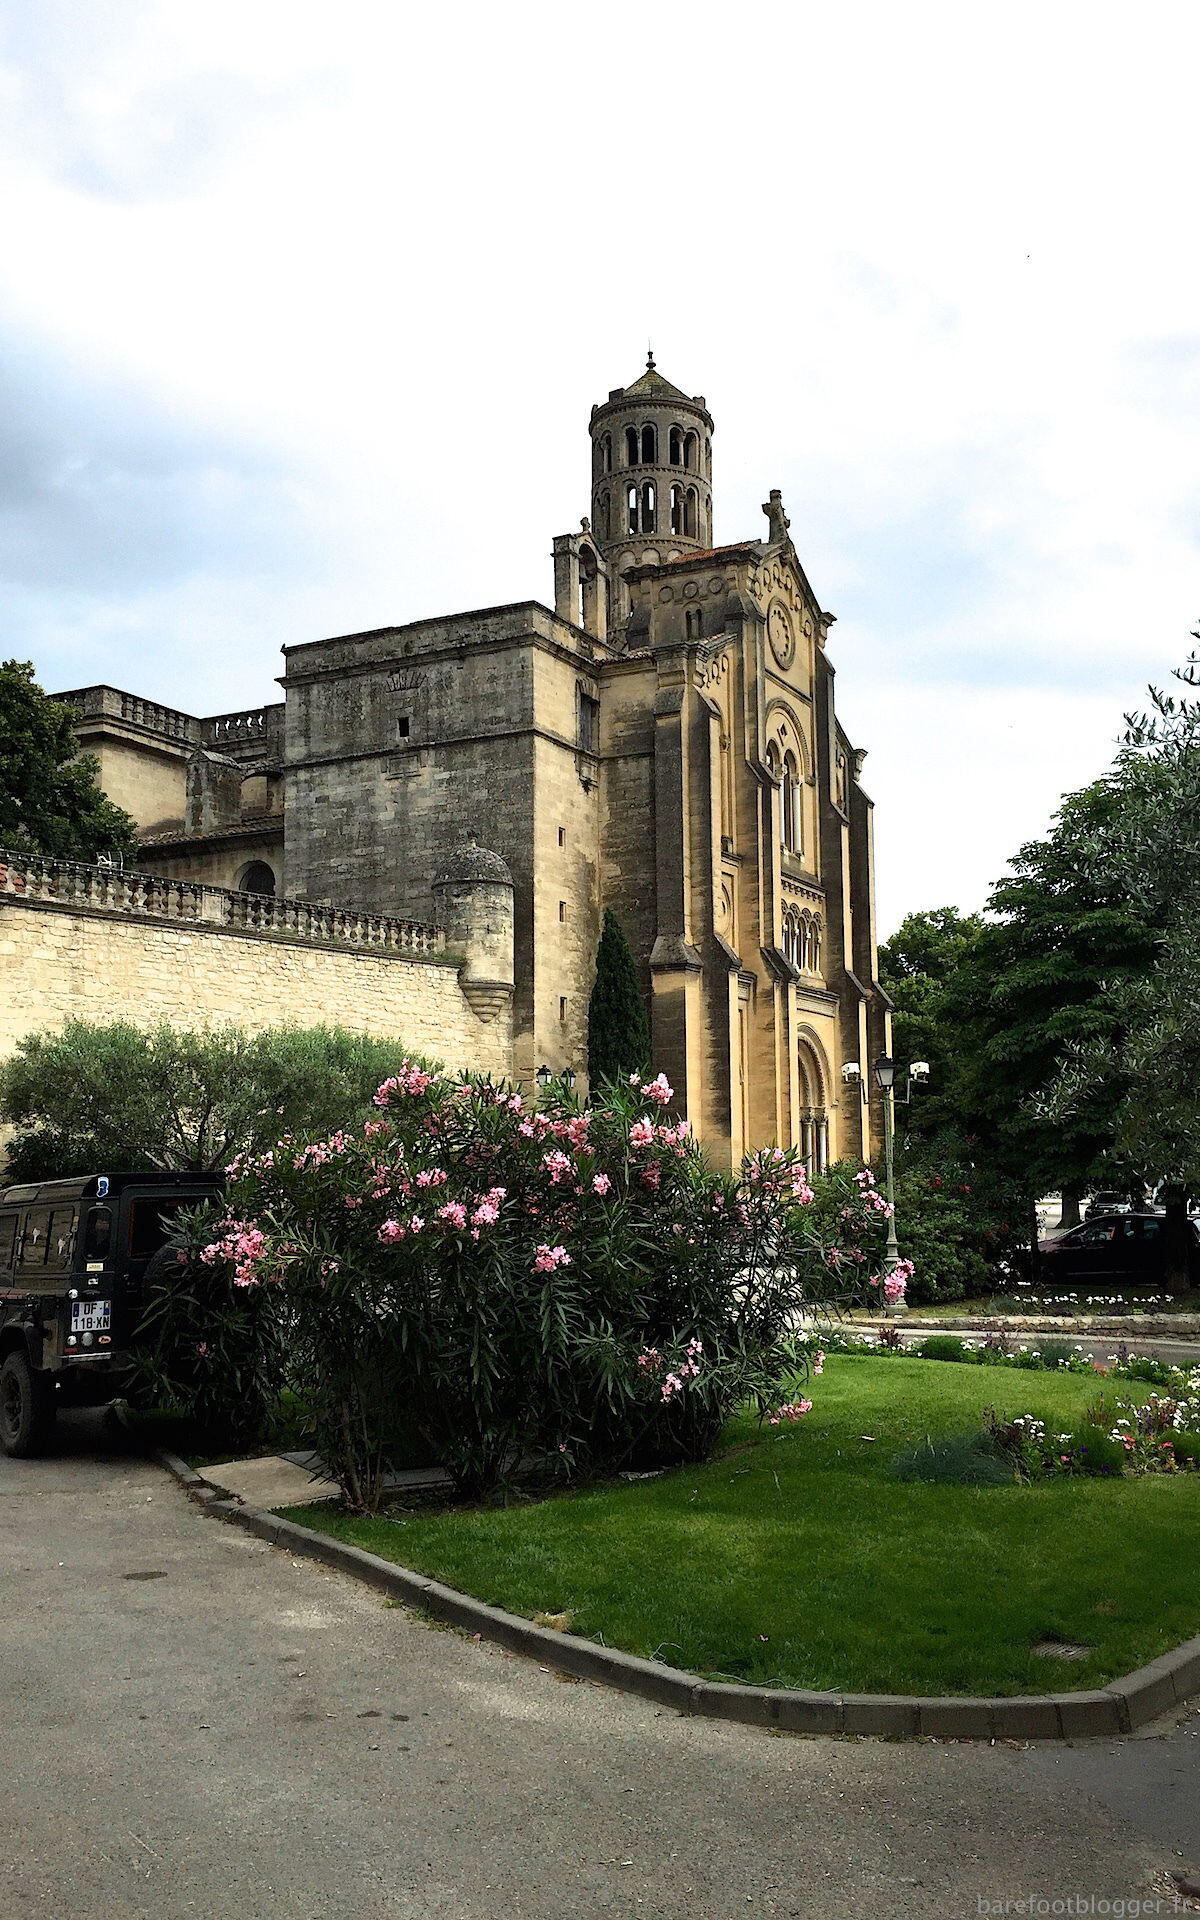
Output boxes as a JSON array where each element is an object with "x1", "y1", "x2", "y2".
[
  {"x1": 535, "y1": 1063, "x2": 553, "y2": 1091},
  {"x1": 873, "y1": 1053, "x2": 896, "y2": 1090},
  {"x1": 561, "y1": 1066, "x2": 577, "y2": 1091}
]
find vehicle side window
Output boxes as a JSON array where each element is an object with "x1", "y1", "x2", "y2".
[
  {"x1": 1079, "y1": 1222, "x2": 1115, "y2": 1244},
  {"x1": 1118, "y1": 1219, "x2": 1139, "y2": 1241},
  {"x1": 20, "y1": 1207, "x2": 53, "y2": 1264},
  {"x1": 1141, "y1": 1218, "x2": 1162, "y2": 1241},
  {"x1": 44, "y1": 1209, "x2": 76, "y2": 1270},
  {"x1": 0, "y1": 1214, "x2": 16, "y2": 1270}
]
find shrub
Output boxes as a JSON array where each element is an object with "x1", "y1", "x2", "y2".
[
  {"x1": 890, "y1": 1432, "x2": 1013, "y2": 1486},
  {"x1": 130, "y1": 1203, "x2": 285, "y2": 1453},
  {"x1": 0, "y1": 1020, "x2": 433, "y2": 1180},
  {"x1": 205, "y1": 1068, "x2": 900, "y2": 1509},
  {"x1": 1167, "y1": 1430, "x2": 1200, "y2": 1466},
  {"x1": 915, "y1": 1334, "x2": 968, "y2": 1363},
  {"x1": 587, "y1": 910, "x2": 651, "y2": 1089}
]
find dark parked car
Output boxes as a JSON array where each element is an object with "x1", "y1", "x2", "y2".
[
  {"x1": 1038, "y1": 1211, "x2": 1200, "y2": 1287},
  {"x1": 0, "y1": 1171, "x2": 222, "y2": 1457},
  {"x1": 1084, "y1": 1191, "x2": 1134, "y2": 1220}
]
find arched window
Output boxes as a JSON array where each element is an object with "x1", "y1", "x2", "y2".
[
  {"x1": 640, "y1": 480, "x2": 656, "y2": 533},
  {"x1": 641, "y1": 423, "x2": 657, "y2": 464},
  {"x1": 810, "y1": 918, "x2": 822, "y2": 974},
  {"x1": 683, "y1": 430, "x2": 697, "y2": 470},
  {"x1": 684, "y1": 486, "x2": 698, "y2": 537},
  {"x1": 597, "y1": 490, "x2": 611, "y2": 539},
  {"x1": 669, "y1": 427, "x2": 683, "y2": 466},
  {"x1": 625, "y1": 425, "x2": 639, "y2": 467},
  {"x1": 704, "y1": 437, "x2": 712, "y2": 475},
  {"x1": 781, "y1": 753, "x2": 801, "y2": 855},
  {"x1": 670, "y1": 483, "x2": 683, "y2": 533},
  {"x1": 627, "y1": 484, "x2": 639, "y2": 533},
  {"x1": 602, "y1": 433, "x2": 612, "y2": 473},
  {"x1": 685, "y1": 607, "x2": 703, "y2": 640},
  {"x1": 238, "y1": 861, "x2": 276, "y2": 896}
]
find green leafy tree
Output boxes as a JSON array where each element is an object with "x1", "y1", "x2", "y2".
[
  {"x1": 941, "y1": 777, "x2": 1164, "y2": 1209},
  {"x1": 1046, "y1": 645, "x2": 1200, "y2": 1284},
  {"x1": 878, "y1": 907, "x2": 984, "y2": 1147},
  {"x1": 0, "y1": 1020, "x2": 434, "y2": 1179},
  {"x1": 587, "y1": 909, "x2": 650, "y2": 1089},
  {"x1": 0, "y1": 661, "x2": 137, "y2": 861}
]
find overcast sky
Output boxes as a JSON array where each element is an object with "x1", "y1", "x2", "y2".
[{"x1": 1, "y1": 1, "x2": 1197, "y2": 936}]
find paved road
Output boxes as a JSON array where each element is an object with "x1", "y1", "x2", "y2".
[{"x1": 3, "y1": 1416, "x2": 1199, "y2": 1920}]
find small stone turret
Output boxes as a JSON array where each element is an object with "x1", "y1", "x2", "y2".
[{"x1": 433, "y1": 842, "x2": 515, "y2": 1027}]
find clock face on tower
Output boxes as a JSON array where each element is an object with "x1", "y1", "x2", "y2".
[{"x1": 767, "y1": 600, "x2": 795, "y2": 670}]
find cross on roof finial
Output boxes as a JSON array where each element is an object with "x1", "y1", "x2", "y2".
[{"x1": 646, "y1": 344, "x2": 655, "y2": 370}]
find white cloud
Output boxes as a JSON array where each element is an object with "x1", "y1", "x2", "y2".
[{"x1": 1, "y1": 0, "x2": 1197, "y2": 931}]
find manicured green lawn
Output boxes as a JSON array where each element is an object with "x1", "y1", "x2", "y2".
[{"x1": 279, "y1": 1355, "x2": 1200, "y2": 1697}]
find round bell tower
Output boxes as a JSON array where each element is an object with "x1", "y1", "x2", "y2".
[{"x1": 588, "y1": 355, "x2": 715, "y2": 578}]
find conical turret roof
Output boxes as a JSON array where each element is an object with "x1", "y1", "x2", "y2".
[{"x1": 619, "y1": 353, "x2": 691, "y2": 402}]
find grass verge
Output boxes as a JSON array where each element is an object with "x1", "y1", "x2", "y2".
[{"x1": 277, "y1": 1354, "x2": 1200, "y2": 1698}]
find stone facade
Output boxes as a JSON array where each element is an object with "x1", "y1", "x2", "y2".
[
  {"x1": 0, "y1": 854, "x2": 512, "y2": 1082},
  {"x1": 54, "y1": 359, "x2": 891, "y2": 1166}
]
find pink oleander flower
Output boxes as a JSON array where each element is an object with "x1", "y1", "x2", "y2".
[
  {"x1": 533, "y1": 1243, "x2": 571, "y2": 1273},
  {"x1": 378, "y1": 1219, "x2": 405, "y2": 1243},
  {"x1": 768, "y1": 1399, "x2": 813, "y2": 1426},
  {"x1": 592, "y1": 1172, "x2": 612, "y2": 1196},
  {"x1": 661, "y1": 1372, "x2": 684, "y2": 1402},
  {"x1": 644, "y1": 1073, "x2": 673, "y2": 1106},
  {"x1": 566, "y1": 1114, "x2": 591, "y2": 1148},
  {"x1": 542, "y1": 1149, "x2": 572, "y2": 1184},
  {"x1": 884, "y1": 1272, "x2": 908, "y2": 1305},
  {"x1": 472, "y1": 1198, "x2": 501, "y2": 1226},
  {"x1": 628, "y1": 1072, "x2": 642, "y2": 1087},
  {"x1": 640, "y1": 1164, "x2": 662, "y2": 1190},
  {"x1": 813, "y1": 1349, "x2": 826, "y2": 1376},
  {"x1": 437, "y1": 1201, "x2": 468, "y2": 1230},
  {"x1": 629, "y1": 1118, "x2": 655, "y2": 1148},
  {"x1": 408, "y1": 1215, "x2": 426, "y2": 1233},
  {"x1": 195, "y1": 1341, "x2": 209, "y2": 1359}
]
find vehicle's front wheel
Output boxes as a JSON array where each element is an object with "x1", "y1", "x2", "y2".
[{"x1": 0, "y1": 1349, "x2": 55, "y2": 1458}]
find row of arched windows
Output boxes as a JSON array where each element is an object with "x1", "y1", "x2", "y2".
[
  {"x1": 595, "y1": 426, "x2": 710, "y2": 474},
  {"x1": 593, "y1": 484, "x2": 705, "y2": 541},
  {"x1": 782, "y1": 907, "x2": 822, "y2": 975}
]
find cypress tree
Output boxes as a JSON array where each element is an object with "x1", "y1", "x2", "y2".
[{"x1": 587, "y1": 909, "x2": 651, "y2": 1089}]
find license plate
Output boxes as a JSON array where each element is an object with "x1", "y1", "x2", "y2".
[{"x1": 71, "y1": 1300, "x2": 111, "y2": 1334}]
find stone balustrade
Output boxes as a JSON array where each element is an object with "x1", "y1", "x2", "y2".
[
  {"x1": 202, "y1": 706, "x2": 285, "y2": 749},
  {"x1": 0, "y1": 851, "x2": 446, "y2": 959}
]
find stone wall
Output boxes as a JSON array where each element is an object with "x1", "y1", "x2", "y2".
[{"x1": 0, "y1": 855, "x2": 513, "y2": 1083}]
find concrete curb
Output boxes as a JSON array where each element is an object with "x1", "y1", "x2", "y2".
[
  {"x1": 153, "y1": 1448, "x2": 1200, "y2": 1744},
  {"x1": 845, "y1": 1315, "x2": 1200, "y2": 1340}
]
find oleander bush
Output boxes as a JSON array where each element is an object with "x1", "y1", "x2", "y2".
[{"x1": 197, "y1": 1068, "x2": 905, "y2": 1510}]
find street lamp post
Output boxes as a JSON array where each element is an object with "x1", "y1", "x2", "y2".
[{"x1": 873, "y1": 1054, "x2": 902, "y2": 1291}]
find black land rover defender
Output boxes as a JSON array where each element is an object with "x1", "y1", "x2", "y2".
[{"x1": 0, "y1": 1171, "x2": 223, "y2": 1457}]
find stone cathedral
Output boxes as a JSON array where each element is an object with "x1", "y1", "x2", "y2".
[{"x1": 62, "y1": 359, "x2": 891, "y2": 1168}]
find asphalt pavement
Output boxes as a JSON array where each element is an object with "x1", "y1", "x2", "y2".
[{"x1": 2, "y1": 1412, "x2": 1199, "y2": 1920}]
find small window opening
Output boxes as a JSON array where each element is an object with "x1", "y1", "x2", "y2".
[
  {"x1": 640, "y1": 423, "x2": 657, "y2": 464},
  {"x1": 558, "y1": 827, "x2": 566, "y2": 847},
  {"x1": 558, "y1": 900, "x2": 566, "y2": 922},
  {"x1": 559, "y1": 996, "x2": 567, "y2": 1023},
  {"x1": 625, "y1": 425, "x2": 639, "y2": 466},
  {"x1": 396, "y1": 715, "x2": 410, "y2": 740},
  {"x1": 602, "y1": 434, "x2": 612, "y2": 472},
  {"x1": 670, "y1": 483, "x2": 683, "y2": 534},
  {"x1": 669, "y1": 427, "x2": 683, "y2": 466},
  {"x1": 640, "y1": 480, "x2": 656, "y2": 534},
  {"x1": 627, "y1": 484, "x2": 639, "y2": 533}
]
